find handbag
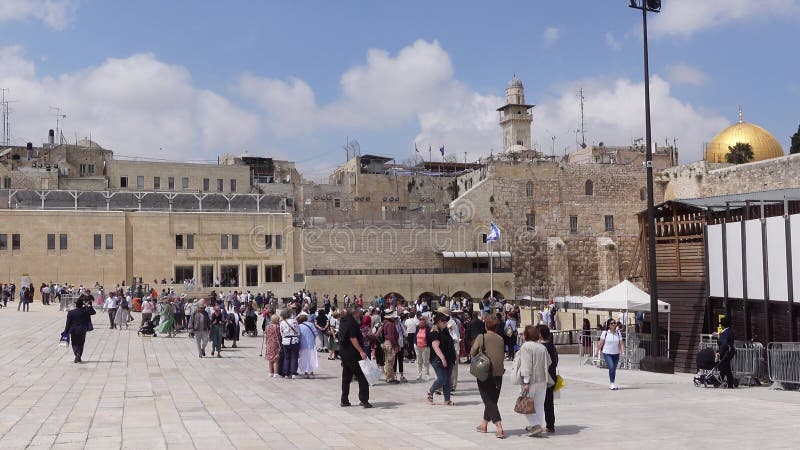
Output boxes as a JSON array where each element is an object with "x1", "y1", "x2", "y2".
[
  {"x1": 469, "y1": 334, "x2": 492, "y2": 382},
  {"x1": 553, "y1": 374, "x2": 565, "y2": 392},
  {"x1": 59, "y1": 331, "x2": 70, "y2": 347},
  {"x1": 514, "y1": 392, "x2": 535, "y2": 414}
]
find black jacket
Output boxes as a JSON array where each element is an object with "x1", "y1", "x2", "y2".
[
  {"x1": 543, "y1": 340, "x2": 559, "y2": 382},
  {"x1": 718, "y1": 328, "x2": 736, "y2": 360},
  {"x1": 64, "y1": 305, "x2": 96, "y2": 334}
]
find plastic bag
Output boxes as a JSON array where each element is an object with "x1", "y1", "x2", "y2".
[
  {"x1": 59, "y1": 331, "x2": 69, "y2": 347},
  {"x1": 553, "y1": 374, "x2": 565, "y2": 392},
  {"x1": 358, "y1": 358, "x2": 382, "y2": 386}
]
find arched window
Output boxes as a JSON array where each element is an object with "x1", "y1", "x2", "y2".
[
  {"x1": 640, "y1": 187, "x2": 647, "y2": 201},
  {"x1": 526, "y1": 181, "x2": 533, "y2": 198},
  {"x1": 585, "y1": 180, "x2": 594, "y2": 196}
]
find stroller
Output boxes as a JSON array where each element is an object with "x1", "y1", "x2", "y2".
[
  {"x1": 138, "y1": 319, "x2": 158, "y2": 337},
  {"x1": 693, "y1": 347, "x2": 721, "y2": 388},
  {"x1": 243, "y1": 312, "x2": 258, "y2": 337}
]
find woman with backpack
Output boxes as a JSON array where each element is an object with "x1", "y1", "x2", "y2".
[
  {"x1": 114, "y1": 295, "x2": 131, "y2": 329},
  {"x1": 596, "y1": 317, "x2": 625, "y2": 390},
  {"x1": 470, "y1": 313, "x2": 506, "y2": 439}
]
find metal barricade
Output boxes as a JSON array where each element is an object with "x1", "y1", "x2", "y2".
[
  {"x1": 731, "y1": 341, "x2": 766, "y2": 386},
  {"x1": 60, "y1": 294, "x2": 80, "y2": 311},
  {"x1": 767, "y1": 342, "x2": 800, "y2": 389}
]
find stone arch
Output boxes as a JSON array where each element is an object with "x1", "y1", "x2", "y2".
[
  {"x1": 482, "y1": 290, "x2": 505, "y2": 300},
  {"x1": 385, "y1": 292, "x2": 405, "y2": 301},
  {"x1": 452, "y1": 290, "x2": 473, "y2": 300},
  {"x1": 585, "y1": 179, "x2": 594, "y2": 196},
  {"x1": 526, "y1": 181, "x2": 533, "y2": 198}
]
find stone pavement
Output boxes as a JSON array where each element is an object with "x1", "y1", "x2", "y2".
[{"x1": 0, "y1": 304, "x2": 797, "y2": 450}]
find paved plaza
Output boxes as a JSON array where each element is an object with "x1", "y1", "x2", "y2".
[{"x1": 0, "y1": 304, "x2": 796, "y2": 449}]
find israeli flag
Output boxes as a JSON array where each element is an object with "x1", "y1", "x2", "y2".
[{"x1": 486, "y1": 222, "x2": 501, "y2": 242}]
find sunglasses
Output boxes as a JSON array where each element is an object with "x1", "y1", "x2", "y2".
[{"x1": 609, "y1": 322, "x2": 617, "y2": 325}]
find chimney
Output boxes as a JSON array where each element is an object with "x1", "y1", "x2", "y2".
[
  {"x1": 48, "y1": 129, "x2": 55, "y2": 146},
  {"x1": 26, "y1": 142, "x2": 33, "y2": 160}
]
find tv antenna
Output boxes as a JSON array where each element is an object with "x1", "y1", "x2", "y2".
[
  {"x1": 1, "y1": 88, "x2": 13, "y2": 146},
  {"x1": 577, "y1": 88, "x2": 587, "y2": 148},
  {"x1": 49, "y1": 106, "x2": 67, "y2": 144},
  {"x1": 343, "y1": 137, "x2": 361, "y2": 161}
]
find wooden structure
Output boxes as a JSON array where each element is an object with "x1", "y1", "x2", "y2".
[{"x1": 633, "y1": 189, "x2": 800, "y2": 372}]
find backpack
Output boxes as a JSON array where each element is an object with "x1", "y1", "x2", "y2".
[
  {"x1": 120, "y1": 298, "x2": 129, "y2": 310},
  {"x1": 504, "y1": 322, "x2": 515, "y2": 338},
  {"x1": 469, "y1": 334, "x2": 492, "y2": 382}
]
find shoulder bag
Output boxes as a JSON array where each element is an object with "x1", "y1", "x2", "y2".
[{"x1": 469, "y1": 334, "x2": 492, "y2": 382}]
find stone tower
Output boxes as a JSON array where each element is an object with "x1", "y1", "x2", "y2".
[{"x1": 497, "y1": 76, "x2": 534, "y2": 153}]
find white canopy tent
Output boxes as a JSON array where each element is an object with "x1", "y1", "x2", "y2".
[{"x1": 582, "y1": 280, "x2": 671, "y2": 362}]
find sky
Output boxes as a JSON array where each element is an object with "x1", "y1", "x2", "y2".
[{"x1": 1, "y1": 0, "x2": 799, "y2": 179}]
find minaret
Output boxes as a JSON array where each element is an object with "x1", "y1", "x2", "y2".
[{"x1": 497, "y1": 75, "x2": 534, "y2": 152}]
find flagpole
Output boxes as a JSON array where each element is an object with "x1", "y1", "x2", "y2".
[{"x1": 489, "y1": 239, "x2": 494, "y2": 303}]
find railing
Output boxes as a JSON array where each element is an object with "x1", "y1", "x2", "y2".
[
  {"x1": 306, "y1": 267, "x2": 513, "y2": 276},
  {"x1": 697, "y1": 335, "x2": 767, "y2": 385},
  {"x1": 767, "y1": 342, "x2": 800, "y2": 389},
  {"x1": 578, "y1": 330, "x2": 669, "y2": 369}
]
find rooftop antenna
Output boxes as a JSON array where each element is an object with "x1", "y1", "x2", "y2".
[
  {"x1": 1, "y1": 88, "x2": 11, "y2": 146},
  {"x1": 578, "y1": 88, "x2": 587, "y2": 148},
  {"x1": 49, "y1": 106, "x2": 67, "y2": 144}
]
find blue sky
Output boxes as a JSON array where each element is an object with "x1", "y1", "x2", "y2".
[{"x1": 1, "y1": 0, "x2": 798, "y2": 178}]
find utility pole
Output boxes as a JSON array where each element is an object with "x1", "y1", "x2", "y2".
[
  {"x1": 578, "y1": 88, "x2": 587, "y2": 148},
  {"x1": 1, "y1": 88, "x2": 10, "y2": 146},
  {"x1": 49, "y1": 106, "x2": 66, "y2": 144}
]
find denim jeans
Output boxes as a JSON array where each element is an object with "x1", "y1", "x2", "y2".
[
  {"x1": 282, "y1": 342, "x2": 300, "y2": 376},
  {"x1": 603, "y1": 353, "x2": 620, "y2": 383},
  {"x1": 429, "y1": 359, "x2": 452, "y2": 401}
]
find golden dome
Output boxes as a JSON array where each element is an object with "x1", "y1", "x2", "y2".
[{"x1": 705, "y1": 114, "x2": 784, "y2": 163}]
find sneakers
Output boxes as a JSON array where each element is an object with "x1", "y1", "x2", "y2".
[
  {"x1": 527, "y1": 425, "x2": 544, "y2": 437},
  {"x1": 426, "y1": 392, "x2": 434, "y2": 404},
  {"x1": 399, "y1": 375, "x2": 407, "y2": 383},
  {"x1": 609, "y1": 383, "x2": 618, "y2": 390}
]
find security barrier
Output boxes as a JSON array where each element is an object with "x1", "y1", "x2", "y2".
[
  {"x1": 696, "y1": 336, "x2": 767, "y2": 386},
  {"x1": 767, "y1": 342, "x2": 800, "y2": 389}
]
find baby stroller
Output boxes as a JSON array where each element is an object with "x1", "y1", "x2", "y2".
[
  {"x1": 693, "y1": 347, "x2": 721, "y2": 388},
  {"x1": 243, "y1": 312, "x2": 258, "y2": 337},
  {"x1": 138, "y1": 319, "x2": 157, "y2": 337}
]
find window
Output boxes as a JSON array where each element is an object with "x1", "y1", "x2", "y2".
[
  {"x1": 60, "y1": 234, "x2": 68, "y2": 250},
  {"x1": 137, "y1": 176, "x2": 144, "y2": 189},
  {"x1": 220, "y1": 265, "x2": 239, "y2": 287},
  {"x1": 203, "y1": 178, "x2": 210, "y2": 192},
  {"x1": 264, "y1": 265, "x2": 283, "y2": 283},
  {"x1": 182, "y1": 177, "x2": 189, "y2": 190},
  {"x1": 526, "y1": 213, "x2": 535, "y2": 231},
  {"x1": 168, "y1": 177, "x2": 175, "y2": 190},
  {"x1": 246, "y1": 265, "x2": 258, "y2": 286},
  {"x1": 174, "y1": 266, "x2": 194, "y2": 284},
  {"x1": 221, "y1": 234, "x2": 228, "y2": 250},
  {"x1": 12, "y1": 234, "x2": 20, "y2": 250},
  {"x1": 481, "y1": 233, "x2": 487, "y2": 243},
  {"x1": 640, "y1": 187, "x2": 647, "y2": 201},
  {"x1": 526, "y1": 181, "x2": 533, "y2": 198},
  {"x1": 94, "y1": 234, "x2": 102, "y2": 250},
  {"x1": 214, "y1": 179, "x2": 222, "y2": 192},
  {"x1": 120, "y1": 176, "x2": 128, "y2": 188},
  {"x1": 231, "y1": 234, "x2": 239, "y2": 250},
  {"x1": 201, "y1": 265, "x2": 214, "y2": 288},
  {"x1": 47, "y1": 234, "x2": 55, "y2": 250},
  {"x1": 0, "y1": 234, "x2": 7, "y2": 251},
  {"x1": 175, "y1": 234, "x2": 184, "y2": 250},
  {"x1": 186, "y1": 234, "x2": 194, "y2": 250},
  {"x1": 264, "y1": 234, "x2": 272, "y2": 249},
  {"x1": 154, "y1": 177, "x2": 161, "y2": 190},
  {"x1": 230, "y1": 179, "x2": 237, "y2": 193},
  {"x1": 105, "y1": 234, "x2": 113, "y2": 250},
  {"x1": 88, "y1": 164, "x2": 95, "y2": 175},
  {"x1": 334, "y1": 198, "x2": 341, "y2": 208},
  {"x1": 570, "y1": 215, "x2": 578, "y2": 234},
  {"x1": 605, "y1": 215, "x2": 615, "y2": 232},
  {"x1": 275, "y1": 235, "x2": 282, "y2": 250},
  {"x1": 585, "y1": 180, "x2": 594, "y2": 196},
  {"x1": 2, "y1": 177, "x2": 10, "y2": 188}
]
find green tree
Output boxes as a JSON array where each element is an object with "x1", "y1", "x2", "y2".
[
  {"x1": 725, "y1": 142, "x2": 754, "y2": 164},
  {"x1": 791, "y1": 124, "x2": 800, "y2": 154}
]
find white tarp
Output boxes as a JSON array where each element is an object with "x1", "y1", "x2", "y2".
[{"x1": 582, "y1": 280, "x2": 671, "y2": 312}]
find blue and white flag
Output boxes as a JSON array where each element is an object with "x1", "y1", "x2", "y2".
[
  {"x1": 486, "y1": 222, "x2": 501, "y2": 242},
  {"x1": 439, "y1": 145, "x2": 445, "y2": 156}
]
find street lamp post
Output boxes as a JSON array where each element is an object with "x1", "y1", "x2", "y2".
[{"x1": 629, "y1": 0, "x2": 661, "y2": 357}]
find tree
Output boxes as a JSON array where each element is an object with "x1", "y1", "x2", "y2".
[
  {"x1": 791, "y1": 124, "x2": 800, "y2": 154},
  {"x1": 725, "y1": 142, "x2": 754, "y2": 164}
]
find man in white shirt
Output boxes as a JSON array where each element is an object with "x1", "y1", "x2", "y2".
[
  {"x1": 403, "y1": 313, "x2": 419, "y2": 362},
  {"x1": 104, "y1": 293, "x2": 118, "y2": 329},
  {"x1": 447, "y1": 311, "x2": 462, "y2": 390}
]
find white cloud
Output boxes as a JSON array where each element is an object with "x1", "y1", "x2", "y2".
[
  {"x1": 532, "y1": 76, "x2": 730, "y2": 163},
  {"x1": 543, "y1": 26, "x2": 561, "y2": 46},
  {"x1": 665, "y1": 63, "x2": 709, "y2": 86},
  {"x1": 0, "y1": 48, "x2": 260, "y2": 160},
  {"x1": 605, "y1": 32, "x2": 622, "y2": 51},
  {"x1": 0, "y1": 0, "x2": 77, "y2": 30},
  {"x1": 650, "y1": 0, "x2": 800, "y2": 37}
]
